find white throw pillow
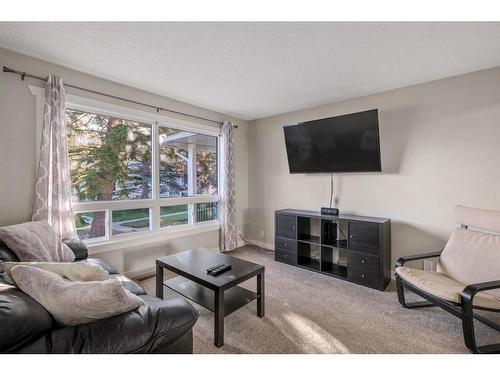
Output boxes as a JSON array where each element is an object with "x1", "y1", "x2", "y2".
[
  {"x1": 11, "y1": 265, "x2": 144, "y2": 326},
  {"x1": 0, "y1": 220, "x2": 75, "y2": 262},
  {"x1": 3, "y1": 262, "x2": 109, "y2": 282}
]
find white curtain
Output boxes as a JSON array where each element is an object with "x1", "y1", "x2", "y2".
[
  {"x1": 220, "y1": 121, "x2": 237, "y2": 252},
  {"x1": 31, "y1": 75, "x2": 77, "y2": 239}
]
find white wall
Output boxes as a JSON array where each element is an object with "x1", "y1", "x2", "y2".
[
  {"x1": 0, "y1": 47, "x2": 249, "y2": 275},
  {"x1": 247, "y1": 67, "x2": 500, "y2": 268}
]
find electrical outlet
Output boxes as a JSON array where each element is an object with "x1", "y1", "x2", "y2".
[
  {"x1": 259, "y1": 230, "x2": 265, "y2": 239},
  {"x1": 423, "y1": 260, "x2": 434, "y2": 272}
]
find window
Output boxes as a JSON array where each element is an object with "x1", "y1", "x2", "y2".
[
  {"x1": 67, "y1": 109, "x2": 152, "y2": 202},
  {"x1": 74, "y1": 211, "x2": 107, "y2": 241},
  {"x1": 196, "y1": 202, "x2": 219, "y2": 222},
  {"x1": 112, "y1": 208, "x2": 151, "y2": 235},
  {"x1": 160, "y1": 205, "x2": 188, "y2": 227},
  {"x1": 158, "y1": 127, "x2": 218, "y2": 197},
  {"x1": 66, "y1": 106, "x2": 220, "y2": 244}
]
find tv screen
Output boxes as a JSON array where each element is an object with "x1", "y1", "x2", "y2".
[{"x1": 283, "y1": 109, "x2": 381, "y2": 173}]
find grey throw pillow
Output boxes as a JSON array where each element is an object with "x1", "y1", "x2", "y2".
[
  {"x1": 0, "y1": 221, "x2": 75, "y2": 262},
  {"x1": 62, "y1": 237, "x2": 88, "y2": 260},
  {"x1": 11, "y1": 265, "x2": 144, "y2": 326}
]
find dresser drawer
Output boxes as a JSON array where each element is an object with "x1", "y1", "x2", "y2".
[
  {"x1": 348, "y1": 222, "x2": 380, "y2": 255},
  {"x1": 348, "y1": 267, "x2": 380, "y2": 288},
  {"x1": 275, "y1": 237, "x2": 297, "y2": 252},
  {"x1": 276, "y1": 214, "x2": 297, "y2": 239},
  {"x1": 348, "y1": 251, "x2": 380, "y2": 272},
  {"x1": 275, "y1": 249, "x2": 296, "y2": 265}
]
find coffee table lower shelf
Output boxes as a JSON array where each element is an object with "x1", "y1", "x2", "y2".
[{"x1": 164, "y1": 276, "x2": 258, "y2": 317}]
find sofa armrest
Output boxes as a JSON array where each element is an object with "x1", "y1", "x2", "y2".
[
  {"x1": 460, "y1": 280, "x2": 500, "y2": 306},
  {"x1": 17, "y1": 295, "x2": 199, "y2": 354},
  {"x1": 395, "y1": 249, "x2": 443, "y2": 268}
]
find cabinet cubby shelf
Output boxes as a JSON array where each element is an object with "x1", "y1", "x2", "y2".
[
  {"x1": 297, "y1": 238, "x2": 320, "y2": 245},
  {"x1": 275, "y1": 208, "x2": 391, "y2": 291},
  {"x1": 321, "y1": 239, "x2": 348, "y2": 249}
]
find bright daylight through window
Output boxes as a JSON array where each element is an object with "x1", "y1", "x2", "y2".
[{"x1": 67, "y1": 108, "x2": 219, "y2": 243}]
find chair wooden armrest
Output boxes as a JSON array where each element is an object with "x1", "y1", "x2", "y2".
[
  {"x1": 395, "y1": 249, "x2": 443, "y2": 268},
  {"x1": 459, "y1": 279, "x2": 500, "y2": 353},
  {"x1": 461, "y1": 280, "x2": 500, "y2": 303}
]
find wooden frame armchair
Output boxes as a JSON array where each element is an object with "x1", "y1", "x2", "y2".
[{"x1": 395, "y1": 205, "x2": 500, "y2": 354}]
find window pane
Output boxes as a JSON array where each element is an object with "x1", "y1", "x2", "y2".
[
  {"x1": 159, "y1": 127, "x2": 218, "y2": 197},
  {"x1": 196, "y1": 202, "x2": 218, "y2": 222},
  {"x1": 112, "y1": 208, "x2": 150, "y2": 235},
  {"x1": 197, "y1": 135, "x2": 218, "y2": 195},
  {"x1": 159, "y1": 127, "x2": 188, "y2": 197},
  {"x1": 66, "y1": 109, "x2": 152, "y2": 202},
  {"x1": 160, "y1": 205, "x2": 189, "y2": 227},
  {"x1": 74, "y1": 211, "x2": 106, "y2": 240}
]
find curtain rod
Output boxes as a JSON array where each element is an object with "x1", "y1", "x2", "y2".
[{"x1": 3, "y1": 66, "x2": 236, "y2": 128}]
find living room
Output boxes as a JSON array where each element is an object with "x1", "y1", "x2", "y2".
[{"x1": 1, "y1": 1, "x2": 500, "y2": 373}]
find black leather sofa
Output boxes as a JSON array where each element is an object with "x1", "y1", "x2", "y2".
[{"x1": 0, "y1": 239, "x2": 199, "y2": 354}]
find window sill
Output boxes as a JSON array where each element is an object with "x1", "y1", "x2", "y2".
[{"x1": 87, "y1": 222, "x2": 220, "y2": 256}]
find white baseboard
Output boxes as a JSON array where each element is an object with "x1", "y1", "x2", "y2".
[{"x1": 240, "y1": 239, "x2": 274, "y2": 251}]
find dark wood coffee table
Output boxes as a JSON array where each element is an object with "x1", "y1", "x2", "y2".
[{"x1": 155, "y1": 249, "x2": 265, "y2": 347}]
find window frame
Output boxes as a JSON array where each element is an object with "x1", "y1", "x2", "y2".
[{"x1": 30, "y1": 85, "x2": 222, "y2": 251}]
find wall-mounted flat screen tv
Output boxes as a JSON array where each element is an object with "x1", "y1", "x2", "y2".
[{"x1": 283, "y1": 109, "x2": 381, "y2": 173}]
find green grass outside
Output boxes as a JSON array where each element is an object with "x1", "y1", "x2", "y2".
[
  {"x1": 160, "y1": 212, "x2": 188, "y2": 227},
  {"x1": 161, "y1": 205, "x2": 188, "y2": 215},
  {"x1": 112, "y1": 208, "x2": 149, "y2": 222}
]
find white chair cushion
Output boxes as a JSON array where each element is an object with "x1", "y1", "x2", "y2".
[
  {"x1": 454, "y1": 205, "x2": 500, "y2": 233},
  {"x1": 396, "y1": 266, "x2": 500, "y2": 310},
  {"x1": 438, "y1": 228, "x2": 500, "y2": 286}
]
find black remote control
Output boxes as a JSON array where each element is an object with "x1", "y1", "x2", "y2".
[
  {"x1": 209, "y1": 264, "x2": 227, "y2": 275},
  {"x1": 207, "y1": 264, "x2": 225, "y2": 273},
  {"x1": 210, "y1": 264, "x2": 232, "y2": 276}
]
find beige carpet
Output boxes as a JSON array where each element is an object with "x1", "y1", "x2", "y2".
[{"x1": 139, "y1": 246, "x2": 500, "y2": 354}]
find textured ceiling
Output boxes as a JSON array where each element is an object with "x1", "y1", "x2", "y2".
[{"x1": 1, "y1": 22, "x2": 500, "y2": 120}]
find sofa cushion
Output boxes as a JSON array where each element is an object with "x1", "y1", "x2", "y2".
[
  {"x1": 16, "y1": 294, "x2": 199, "y2": 353},
  {"x1": 0, "y1": 282, "x2": 54, "y2": 353},
  {"x1": 396, "y1": 266, "x2": 500, "y2": 310},
  {"x1": 0, "y1": 220, "x2": 75, "y2": 262},
  {"x1": 438, "y1": 228, "x2": 500, "y2": 286},
  {"x1": 11, "y1": 265, "x2": 144, "y2": 326}
]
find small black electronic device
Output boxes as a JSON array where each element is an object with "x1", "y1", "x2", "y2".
[
  {"x1": 206, "y1": 264, "x2": 225, "y2": 273},
  {"x1": 321, "y1": 207, "x2": 339, "y2": 216},
  {"x1": 322, "y1": 221, "x2": 338, "y2": 244},
  {"x1": 209, "y1": 264, "x2": 232, "y2": 276}
]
